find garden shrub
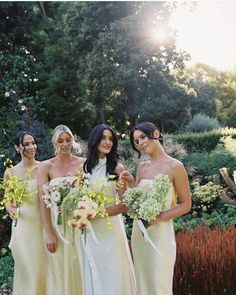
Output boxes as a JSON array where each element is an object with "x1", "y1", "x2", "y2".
[
  {"x1": 191, "y1": 181, "x2": 220, "y2": 214},
  {"x1": 171, "y1": 128, "x2": 236, "y2": 153},
  {"x1": 0, "y1": 254, "x2": 14, "y2": 289},
  {"x1": 220, "y1": 136, "x2": 236, "y2": 156},
  {"x1": 173, "y1": 225, "x2": 236, "y2": 295},
  {"x1": 174, "y1": 205, "x2": 236, "y2": 231},
  {"x1": 163, "y1": 136, "x2": 187, "y2": 160},
  {"x1": 118, "y1": 139, "x2": 134, "y2": 161},
  {"x1": 185, "y1": 113, "x2": 221, "y2": 133},
  {"x1": 183, "y1": 146, "x2": 236, "y2": 177},
  {"x1": 225, "y1": 112, "x2": 236, "y2": 128},
  {"x1": 118, "y1": 140, "x2": 140, "y2": 177},
  {"x1": 0, "y1": 212, "x2": 11, "y2": 249}
]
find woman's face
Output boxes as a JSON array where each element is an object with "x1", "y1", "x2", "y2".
[
  {"x1": 97, "y1": 129, "x2": 113, "y2": 158},
  {"x1": 56, "y1": 132, "x2": 73, "y2": 155},
  {"x1": 133, "y1": 130, "x2": 156, "y2": 155},
  {"x1": 16, "y1": 134, "x2": 37, "y2": 159}
]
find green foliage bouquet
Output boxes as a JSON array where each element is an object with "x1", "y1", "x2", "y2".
[{"x1": 124, "y1": 175, "x2": 172, "y2": 226}]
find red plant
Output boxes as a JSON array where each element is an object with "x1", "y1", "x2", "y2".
[{"x1": 173, "y1": 224, "x2": 236, "y2": 295}]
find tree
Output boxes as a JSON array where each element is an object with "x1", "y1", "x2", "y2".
[
  {"x1": 0, "y1": 2, "x2": 199, "y2": 139},
  {"x1": 182, "y1": 64, "x2": 236, "y2": 126},
  {"x1": 58, "y1": 2, "x2": 191, "y2": 134}
]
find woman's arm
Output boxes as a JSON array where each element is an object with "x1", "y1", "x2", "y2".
[
  {"x1": 37, "y1": 161, "x2": 58, "y2": 253},
  {"x1": 149, "y1": 162, "x2": 191, "y2": 225},
  {"x1": 105, "y1": 163, "x2": 128, "y2": 216},
  {"x1": 119, "y1": 162, "x2": 143, "y2": 188},
  {"x1": 116, "y1": 163, "x2": 128, "y2": 198}
]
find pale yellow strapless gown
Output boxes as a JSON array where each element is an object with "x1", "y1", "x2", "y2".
[
  {"x1": 9, "y1": 179, "x2": 47, "y2": 295},
  {"x1": 83, "y1": 158, "x2": 136, "y2": 295},
  {"x1": 46, "y1": 176, "x2": 84, "y2": 295},
  {"x1": 131, "y1": 179, "x2": 176, "y2": 295}
]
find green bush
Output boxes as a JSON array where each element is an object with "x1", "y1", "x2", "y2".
[
  {"x1": 174, "y1": 205, "x2": 236, "y2": 231},
  {"x1": 183, "y1": 146, "x2": 236, "y2": 177},
  {"x1": 0, "y1": 254, "x2": 14, "y2": 288},
  {"x1": 185, "y1": 113, "x2": 221, "y2": 133},
  {"x1": 225, "y1": 112, "x2": 236, "y2": 128},
  {"x1": 171, "y1": 128, "x2": 236, "y2": 153}
]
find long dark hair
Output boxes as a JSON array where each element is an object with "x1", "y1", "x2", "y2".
[
  {"x1": 130, "y1": 122, "x2": 164, "y2": 158},
  {"x1": 83, "y1": 124, "x2": 119, "y2": 176},
  {"x1": 15, "y1": 131, "x2": 38, "y2": 158}
]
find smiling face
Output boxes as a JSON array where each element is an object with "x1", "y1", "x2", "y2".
[
  {"x1": 16, "y1": 134, "x2": 37, "y2": 159},
  {"x1": 97, "y1": 129, "x2": 113, "y2": 158},
  {"x1": 56, "y1": 132, "x2": 73, "y2": 155},
  {"x1": 133, "y1": 130, "x2": 157, "y2": 156}
]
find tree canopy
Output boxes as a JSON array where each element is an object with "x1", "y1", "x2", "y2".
[{"x1": 1, "y1": 1, "x2": 236, "y2": 145}]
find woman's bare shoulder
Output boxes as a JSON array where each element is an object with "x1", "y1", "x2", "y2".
[
  {"x1": 6, "y1": 162, "x2": 24, "y2": 175},
  {"x1": 77, "y1": 156, "x2": 86, "y2": 164},
  {"x1": 72, "y1": 156, "x2": 86, "y2": 169},
  {"x1": 168, "y1": 157, "x2": 183, "y2": 168},
  {"x1": 167, "y1": 157, "x2": 186, "y2": 179},
  {"x1": 137, "y1": 160, "x2": 150, "y2": 170},
  {"x1": 4, "y1": 167, "x2": 13, "y2": 178},
  {"x1": 38, "y1": 158, "x2": 55, "y2": 171}
]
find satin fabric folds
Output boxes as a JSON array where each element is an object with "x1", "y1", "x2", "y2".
[
  {"x1": 131, "y1": 179, "x2": 176, "y2": 295},
  {"x1": 83, "y1": 158, "x2": 136, "y2": 295}
]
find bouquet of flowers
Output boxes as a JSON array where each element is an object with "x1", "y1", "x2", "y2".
[
  {"x1": 0, "y1": 169, "x2": 34, "y2": 226},
  {"x1": 83, "y1": 177, "x2": 114, "y2": 227},
  {"x1": 65, "y1": 174, "x2": 114, "y2": 243},
  {"x1": 124, "y1": 174, "x2": 172, "y2": 227},
  {"x1": 124, "y1": 174, "x2": 172, "y2": 257},
  {"x1": 42, "y1": 178, "x2": 72, "y2": 225},
  {"x1": 67, "y1": 195, "x2": 98, "y2": 244}
]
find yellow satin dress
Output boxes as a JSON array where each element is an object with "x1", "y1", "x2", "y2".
[
  {"x1": 45, "y1": 176, "x2": 85, "y2": 295},
  {"x1": 9, "y1": 179, "x2": 47, "y2": 295},
  {"x1": 131, "y1": 179, "x2": 176, "y2": 295}
]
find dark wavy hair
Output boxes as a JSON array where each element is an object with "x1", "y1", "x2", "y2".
[
  {"x1": 130, "y1": 122, "x2": 164, "y2": 158},
  {"x1": 83, "y1": 124, "x2": 119, "y2": 176},
  {"x1": 15, "y1": 131, "x2": 38, "y2": 158}
]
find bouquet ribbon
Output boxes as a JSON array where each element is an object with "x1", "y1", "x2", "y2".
[
  {"x1": 88, "y1": 224, "x2": 99, "y2": 244},
  {"x1": 54, "y1": 206, "x2": 70, "y2": 244},
  {"x1": 82, "y1": 238, "x2": 104, "y2": 294},
  {"x1": 137, "y1": 220, "x2": 166, "y2": 258}
]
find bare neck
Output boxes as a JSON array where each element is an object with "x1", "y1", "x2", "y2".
[
  {"x1": 20, "y1": 157, "x2": 37, "y2": 169},
  {"x1": 56, "y1": 153, "x2": 74, "y2": 163},
  {"x1": 150, "y1": 145, "x2": 167, "y2": 162}
]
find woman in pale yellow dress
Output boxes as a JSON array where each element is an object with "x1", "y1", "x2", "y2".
[
  {"x1": 5, "y1": 131, "x2": 47, "y2": 295},
  {"x1": 82, "y1": 124, "x2": 136, "y2": 295},
  {"x1": 38, "y1": 125, "x2": 85, "y2": 295},
  {"x1": 120, "y1": 122, "x2": 191, "y2": 295}
]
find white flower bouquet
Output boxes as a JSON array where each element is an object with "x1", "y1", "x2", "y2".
[{"x1": 42, "y1": 178, "x2": 72, "y2": 225}]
